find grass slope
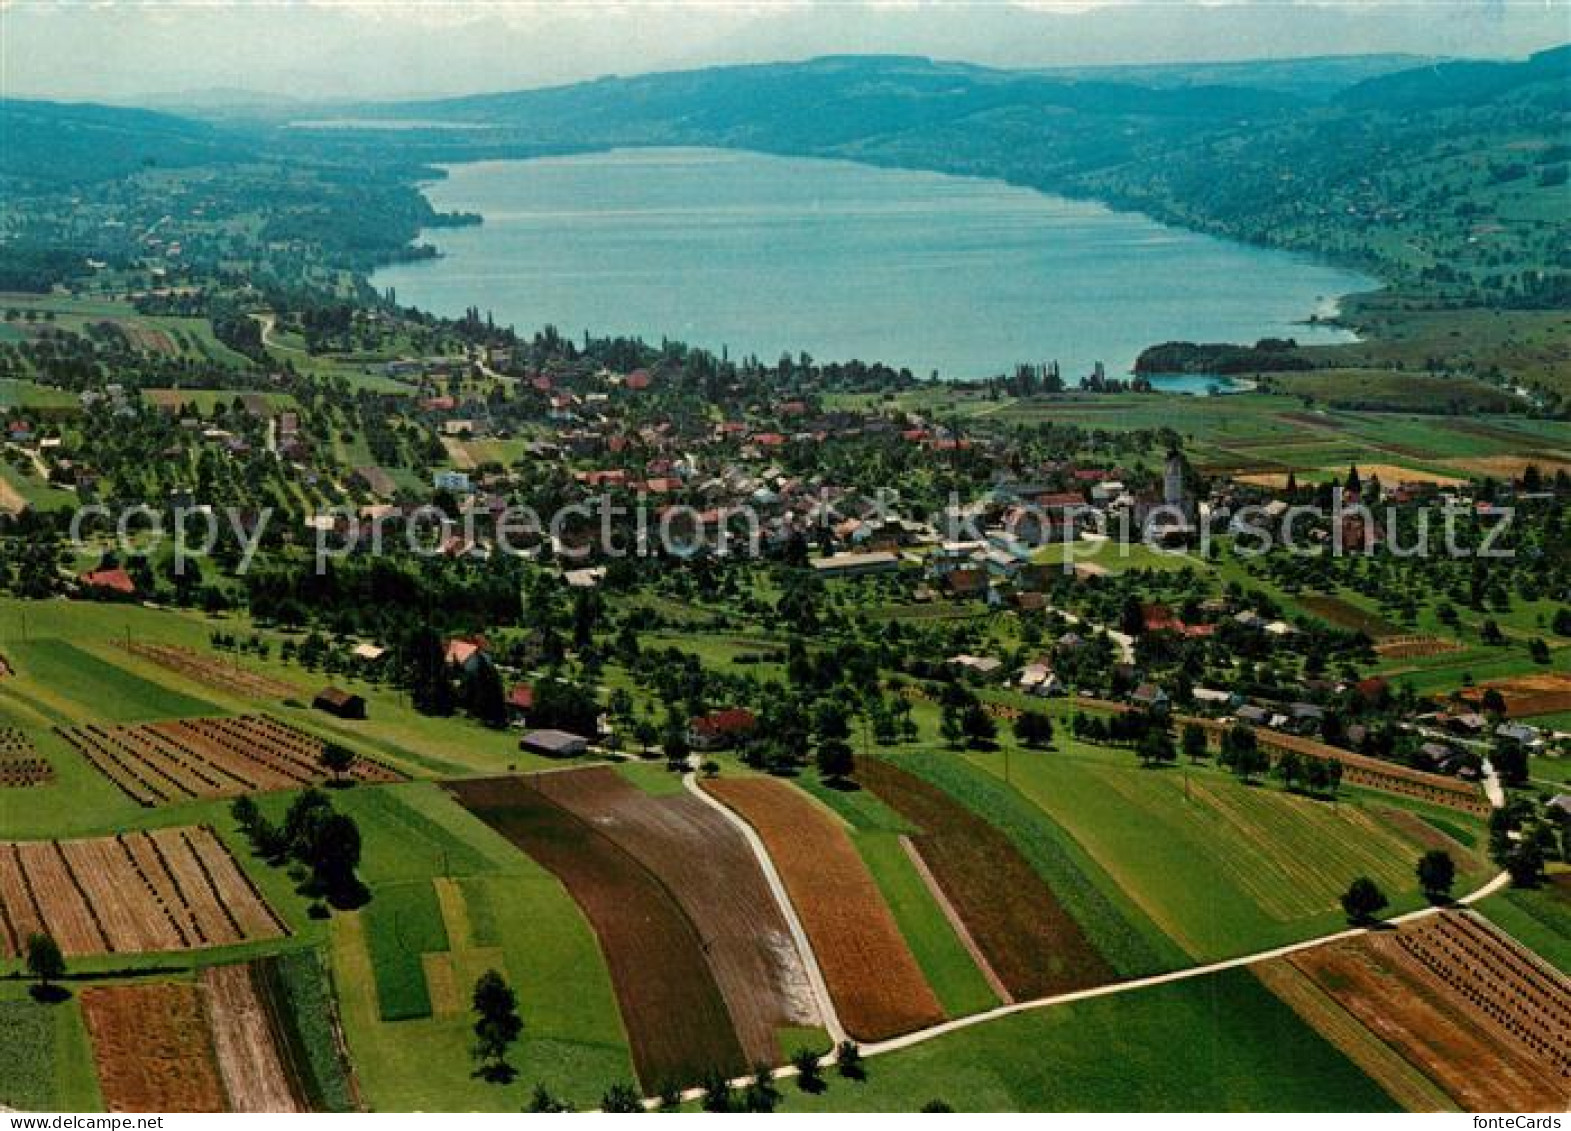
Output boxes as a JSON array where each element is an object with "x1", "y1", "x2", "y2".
[
  {"x1": 885, "y1": 751, "x2": 1187, "y2": 977},
  {"x1": 776, "y1": 968, "x2": 1399, "y2": 1112},
  {"x1": 959, "y1": 739, "x2": 1485, "y2": 960},
  {"x1": 800, "y1": 774, "x2": 999, "y2": 1017}
]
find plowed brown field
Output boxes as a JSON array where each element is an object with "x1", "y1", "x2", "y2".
[
  {"x1": 202, "y1": 965, "x2": 307, "y2": 1112},
  {"x1": 81, "y1": 983, "x2": 227, "y2": 1112},
  {"x1": 1287, "y1": 914, "x2": 1571, "y2": 1112},
  {"x1": 860, "y1": 759, "x2": 1115, "y2": 999},
  {"x1": 703, "y1": 776, "x2": 943, "y2": 1040},
  {"x1": 535, "y1": 767, "x2": 818, "y2": 1062},
  {"x1": 445, "y1": 775, "x2": 746, "y2": 1090}
]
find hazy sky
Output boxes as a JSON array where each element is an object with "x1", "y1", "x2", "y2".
[{"x1": 2, "y1": 0, "x2": 1567, "y2": 104}]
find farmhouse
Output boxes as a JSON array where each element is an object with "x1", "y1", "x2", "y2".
[
  {"x1": 521, "y1": 729, "x2": 590, "y2": 758},
  {"x1": 313, "y1": 686, "x2": 366, "y2": 720},
  {"x1": 1130, "y1": 683, "x2": 1170, "y2": 710}
]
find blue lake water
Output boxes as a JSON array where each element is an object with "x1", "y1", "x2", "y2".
[{"x1": 374, "y1": 148, "x2": 1375, "y2": 381}]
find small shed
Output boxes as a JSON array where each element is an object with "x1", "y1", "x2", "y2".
[
  {"x1": 521, "y1": 729, "x2": 589, "y2": 758},
  {"x1": 313, "y1": 686, "x2": 367, "y2": 720}
]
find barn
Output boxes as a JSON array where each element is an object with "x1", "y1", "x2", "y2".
[{"x1": 313, "y1": 686, "x2": 367, "y2": 720}]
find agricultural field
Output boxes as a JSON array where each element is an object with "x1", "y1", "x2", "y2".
[
  {"x1": 1478, "y1": 873, "x2": 1571, "y2": 976},
  {"x1": 59, "y1": 714, "x2": 402, "y2": 806},
  {"x1": 702, "y1": 775, "x2": 946, "y2": 1041},
  {"x1": 445, "y1": 774, "x2": 743, "y2": 1091},
  {"x1": 769, "y1": 968, "x2": 1402, "y2": 1112},
  {"x1": 0, "y1": 639, "x2": 218, "y2": 725},
  {"x1": 857, "y1": 758, "x2": 1114, "y2": 1000},
  {"x1": 80, "y1": 983, "x2": 229, "y2": 1112},
  {"x1": 318, "y1": 782, "x2": 634, "y2": 1111},
  {"x1": 0, "y1": 987, "x2": 103, "y2": 1111},
  {"x1": 120, "y1": 642, "x2": 296, "y2": 700},
  {"x1": 794, "y1": 774, "x2": 1001, "y2": 1018},
  {"x1": 1282, "y1": 914, "x2": 1570, "y2": 1112},
  {"x1": 0, "y1": 598, "x2": 579, "y2": 781},
  {"x1": 0, "y1": 827, "x2": 286, "y2": 958},
  {"x1": 533, "y1": 766, "x2": 821, "y2": 1063},
  {"x1": 201, "y1": 964, "x2": 311, "y2": 1112},
  {"x1": 945, "y1": 734, "x2": 1488, "y2": 960}
]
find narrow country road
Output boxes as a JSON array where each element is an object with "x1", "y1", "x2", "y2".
[
  {"x1": 251, "y1": 312, "x2": 304, "y2": 355},
  {"x1": 683, "y1": 770, "x2": 849, "y2": 1047}
]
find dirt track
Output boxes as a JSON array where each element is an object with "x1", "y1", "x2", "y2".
[{"x1": 535, "y1": 767, "x2": 819, "y2": 1063}]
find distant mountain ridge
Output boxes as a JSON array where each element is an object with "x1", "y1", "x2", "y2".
[{"x1": 4, "y1": 46, "x2": 1566, "y2": 304}]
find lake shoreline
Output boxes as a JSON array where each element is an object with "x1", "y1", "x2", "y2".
[{"x1": 378, "y1": 147, "x2": 1377, "y2": 383}]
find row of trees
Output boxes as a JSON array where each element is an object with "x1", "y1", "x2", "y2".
[
  {"x1": 232, "y1": 787, "x2": 367, "y2": 910},
  {"x1": 471, "y1": 965, "x2": 874, "y2": 1112}
]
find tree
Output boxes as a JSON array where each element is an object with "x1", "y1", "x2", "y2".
[
  {"x1": 836, "y1": 1040, "x2": 865, "y2": 1081},
  {"x1": 791, "y1": 1047, "x2": 826, "y2": 1094},
  {"x1": 1340, "y1": 876, "x2": 1388, "y2": 924},
  {"x1": 1181, "y1": 723, "x2": 1208, "y2": 763},
  {"x1": 1276, "y1": 749, "x2": 1303, "y2": 791},
  {"x1": 961, "y1": 702, "x2": 997, "y2": 748},
  {"x1": 743, "y1": 1064, "x2": 781, "y2": 1113},
  {"x1": 230, "y1": 793, "x2": 260, "y2": 832},
  {"x1": 1505, "y1": 838, "x2": 1545, "y2": 888},
  {"x1": 527, "y1": 1084, "x2": 572, "y2": 1113},
  {"x1": 1013, "y1": 710, "x2": 1054, "y2": 749},
  {"x1": 600, "y1": 1083, "x2": 643, "y2": 1112},
  {"x1": 1491, "y1": 739, "x2": 1528, "y2": 788},
  {"x1": 300, "y1": 811, "x2": 365, "y2": 908},
  {"x1": 816, "y1": 735, "x2": 855, "y2": 782},
  {"x1": 1220, "y1": 724, "x2": 1267, "y2": 781},
  {"x1": 463, "y1": 661, "x2": 508, "y2": 729},
  {"x1": 939, "y1": 705, "x2": 965, "y2": 749},
  {"x1": 661, "y1": 715, "x2": 691, "y2": 768},
  {"x1": 1119, "y1": 594, "x2": 1145, "y2": 637},
  {"x1": 699, "y1": 1068, "x2": 733, "y2": 1113},
  {"x1": 815, "y1": 703, "x2": 856, "y2": 782},
  {"x1": 1136, "y1": 726, "x2": 1176, "y2": 767},
  {"x1": 25, "y1": 933, "x2": 65, "y2": 998},
  {"x1": 471, "y1": 969, "x2": 523, "y2": 1082},
  {"x1": 319, "y1": 741, "x2": 357, "y2": 784},
  {"x1": 1416, "y1": 849, "x2": 1456, "y2": 904}
]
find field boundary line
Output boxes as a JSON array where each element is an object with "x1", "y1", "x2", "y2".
[
  {"x1": 898, "y1": 834, "x2": 1014, "y2": 1006},
  {"x1": 683, "y1": 771, "x2": 847, "y2": 1046}
]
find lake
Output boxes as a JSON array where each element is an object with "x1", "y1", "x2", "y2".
[{"x1": 374, "y1": 148, "x2": 1375, "y2": 381}]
